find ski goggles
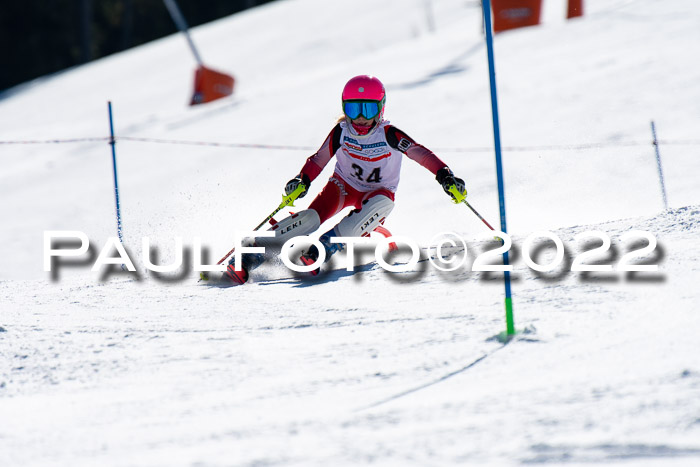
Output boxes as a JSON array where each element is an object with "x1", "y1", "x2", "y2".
[{"x1": 343, "y1": 100, "x2": 383, "y2": 120}]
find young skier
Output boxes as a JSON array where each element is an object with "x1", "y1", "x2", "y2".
[{"x1": 223, "y1": 75, "x2": 466, "y2": 285}]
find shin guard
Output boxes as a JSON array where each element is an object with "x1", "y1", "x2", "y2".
[{"x1": 335, "y1": 195, "x2": 394, "y2": 238}]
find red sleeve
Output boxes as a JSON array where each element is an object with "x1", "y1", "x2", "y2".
[
  {"x1": 404, "y1": 144, "x2": 447, "y2": 175},
  {"x1": 299, "y1": 124, "x2": 342, "y2": 182},
  {"x1": 385, "y1": 125, "x2": 447, "y2": 175}
]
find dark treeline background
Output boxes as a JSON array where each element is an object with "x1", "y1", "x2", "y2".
[{"x1": 0, "y1": 0, "x2": 277, "y2": 91}]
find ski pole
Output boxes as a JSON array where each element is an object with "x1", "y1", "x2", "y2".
[
  {"x1": 199, "y1": 184, "x2": 307, "y2": 281},
  {"x1": 214, "y1": 183, "x2": 307, "y2": 266},
  {"x1": 448, "y1": 185, "x2": 497, "y2": 232}
]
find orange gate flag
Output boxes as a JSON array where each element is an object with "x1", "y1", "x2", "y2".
[
  {"x1": 164, "y1": 0, "x2": 235, "y2": 106},
  {"x1": 491, "y1": 0, "x2": 543, "y2": 33},
  {"x1": 191, "y1": 66, "x2": 235, "y2": 106},
  {"x1": 567, "y1": 0, "x2": 584, "y2": 19}
]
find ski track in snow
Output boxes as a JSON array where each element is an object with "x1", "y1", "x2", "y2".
[
  {"x1": 2, "y1": 0, "x2": 700, "y2": 464},
  {"x1": 2, "y1": 207, "x2": 700, "y2": 466}
]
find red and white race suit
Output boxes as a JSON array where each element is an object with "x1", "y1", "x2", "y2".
[{"x1": 298, "y1": 120, "x2": 447, "y2": 224}]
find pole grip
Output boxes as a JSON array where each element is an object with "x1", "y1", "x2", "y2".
[
  {"x1": 283, "y1": 183, "x2": 307, "y2": 208},
  {"x1": 448, "y1": 185, "x2": 466, "y2": 204},
  {"x1": 252, "y1": 184, "x2": 307, "y2": 231}
]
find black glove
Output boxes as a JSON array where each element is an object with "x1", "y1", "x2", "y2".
[
  {"x1": 285, "y1": 173, "x2": 311, "y2": 198},
  {"x1": 436, "y1": 167, "x2": 466, "y2": 201}
]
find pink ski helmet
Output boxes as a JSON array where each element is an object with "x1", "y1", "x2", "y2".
[
  {"x1": 341, "y1": 75, "x2": 386, "y2": 132},
  {"x1": 342, "y1": 75, "x2": 386, "y2": 102}
]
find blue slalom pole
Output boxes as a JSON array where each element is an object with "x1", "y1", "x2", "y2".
[
  {"x1": 481, "y1": 0, "x2": 515, "y2": 337},
  {"x1": 107, "y1": 101, "x2": 124, "y2": 243}
]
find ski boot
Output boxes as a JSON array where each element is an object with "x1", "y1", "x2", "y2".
[
  {"x1": 299, "y1": 229, "x2": 344, "y2": 276},
  {"x1": 221, "y1": 252, "x2": 265, "y2": 285}
]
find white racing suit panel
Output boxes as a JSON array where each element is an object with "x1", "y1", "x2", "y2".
[
  {"x1": 335, "y1": 195, "x2": 394, "y2": 238},
  {"x1": 255, "y1": 209, "x2": 321, "y2": 247}
]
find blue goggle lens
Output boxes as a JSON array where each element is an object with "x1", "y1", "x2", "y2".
[{"x1": 343, "y1": 101, "x2": 381, "y2": 120}]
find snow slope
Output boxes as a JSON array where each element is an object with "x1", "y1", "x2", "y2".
[{"x1": 1, "y1": 0, "x2": 700, "y2": 465}]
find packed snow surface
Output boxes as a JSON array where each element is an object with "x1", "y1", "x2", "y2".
[{"x1": 1, "y1": 0, "x2": 699, "y2": 465}]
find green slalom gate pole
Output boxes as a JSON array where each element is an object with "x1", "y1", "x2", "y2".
[{"x1": 481, "y1": 0, "x2": 516, "y2": 339}]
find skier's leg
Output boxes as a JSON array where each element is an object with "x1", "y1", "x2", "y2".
[
  {"x1": 223, "y1": 209, "x2": 320, "y2": 284},
  {"x1": 255, "y1": 175, "x2": 353, "y2": 248},
  {"x1": 256, "y1": 209, "x2": 321, "y2": 246},
  {"x1": 223, "y1": 177, "x2": 350, "y2": 284},
  {"x1": 307, "y1": 175, "x2": 352, "y2": 224},
  {"x1": 257, "y1": 174, "x2": 354, "y2": 247},
  {"x1": 335, "y1": 193, "x2": 395, "y2": 237},
  {"x1": 300, "y1": 193, "x2": 395, "y2": 273}
]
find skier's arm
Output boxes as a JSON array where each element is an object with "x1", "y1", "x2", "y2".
[
  {"x1": 386, "y1": 125, "x2": 467, "y2": 200},
  {"x1": 385, "y1": 125, "x2": 446, "y2": 174},
  {"x1": 285, "y1": 123, "x2": 342, "y2": 198}
]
